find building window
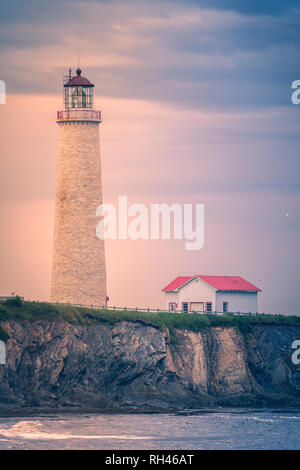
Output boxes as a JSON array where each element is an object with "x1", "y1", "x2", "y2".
[
  {"x1": 223, "y1": 302, "x2": 228, "y2": 313},
  {"x1": 182, "y1": 302, "x2": 189, "y2": 313},
  {"x1": 169, "y1": 303, "x2": 176, "y2": 312},
  {"x1": 206, "y1": 302, "x2": 212, "y2": 312}
]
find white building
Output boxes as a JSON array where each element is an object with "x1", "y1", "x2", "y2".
[{"x1": 162, "y1": 275, "x2": 261, "y2": 314}]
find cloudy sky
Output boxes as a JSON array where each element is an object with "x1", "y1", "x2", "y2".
[{"x1": 0, "y1": 0, "x2": 299, "y2": 313}]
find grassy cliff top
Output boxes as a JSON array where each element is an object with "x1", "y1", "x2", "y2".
[{"x1": 0, "y1": 297, "x2": 299, "y2": 341}]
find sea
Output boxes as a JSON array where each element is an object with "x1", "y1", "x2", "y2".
[{"x1": 0, "y1": 409, "x2": 299, "y2": 450}]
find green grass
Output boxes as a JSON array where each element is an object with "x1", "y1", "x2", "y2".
[{"x1": 0, "y1": 298, "x2": 299, "y2": 341}]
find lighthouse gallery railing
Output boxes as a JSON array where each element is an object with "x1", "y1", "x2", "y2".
[{"x1": 57, "y1": 109, "x2": 101, "y2": 121}]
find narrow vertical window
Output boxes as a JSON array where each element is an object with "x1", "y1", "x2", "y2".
[{"x1": 182, "y1": 302, "x2": 189, "y2": 313}]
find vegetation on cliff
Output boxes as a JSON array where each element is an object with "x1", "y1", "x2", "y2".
[{"x1": 0, "y1": 298, "x2": 299, "y2": 341}]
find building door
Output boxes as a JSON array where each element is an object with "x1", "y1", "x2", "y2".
[{"x1": 190, "y1": 302, "x2": 204, "y2": 313}]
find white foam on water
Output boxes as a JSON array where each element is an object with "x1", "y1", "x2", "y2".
[
  {"x1": 0, "y1": 421, "x2": 152, "y2": 441},
  {"x1": 278, "y1": 416, "x2": 300, "y2": 420},
  {"x1": 248, "y1": 417, "x2": 275, "y2": 423}
]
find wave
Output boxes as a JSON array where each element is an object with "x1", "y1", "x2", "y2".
[
  {"x1": 0, "y1": 421, "x2": 152, "y2": 441},
  {"x1": 247, "y1": 417, "x2": 275, "y2": 423}
]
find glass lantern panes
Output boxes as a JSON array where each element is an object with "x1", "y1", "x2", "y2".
[{"x1": 64, "y1": 85, "x2": 93, "y2": 109}]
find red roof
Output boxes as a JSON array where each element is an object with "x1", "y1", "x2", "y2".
[
  {"x1": 162, "y1": 276, "x2": 194, "y2": 292},
  {"x1": 64, "y1": 68, "x2": 94, "y2": 87},
  {"x1": 162, "y1": 275, "x2": 261, "y2": 292}
]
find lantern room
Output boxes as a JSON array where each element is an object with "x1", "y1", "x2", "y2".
[{"x1": 63, "y1": 68, "x2": 94, "y2": 109}]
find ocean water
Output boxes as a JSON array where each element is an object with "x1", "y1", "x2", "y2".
[{"x1": 0, "y1": 410, "x2": 299, "y2": 450}]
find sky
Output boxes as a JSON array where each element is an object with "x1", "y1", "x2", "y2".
[{"x1": 0, "y1": 0, "x2": 299, "y2": 313}]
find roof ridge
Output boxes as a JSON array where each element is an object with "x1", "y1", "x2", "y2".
[{"x1": 162, "y1": 274, "x2": 261, "y2": 292}]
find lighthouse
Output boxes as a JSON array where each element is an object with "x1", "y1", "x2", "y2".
[{"x1": 50, "y1": 68, "x2": 107, "y2": 306}]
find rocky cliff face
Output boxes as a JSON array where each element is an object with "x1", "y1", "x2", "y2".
[{"x1": 0, "y1": 320, "x2": 299, "y2": 411}]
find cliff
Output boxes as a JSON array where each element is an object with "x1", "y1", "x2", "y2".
[{"x1": 0, "y1": 316, "x2": 299, "y2": 412}]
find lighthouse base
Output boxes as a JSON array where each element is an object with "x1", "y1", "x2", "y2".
[{"x1": 51, "y1": 120, "x2": 107, "y2": 307}]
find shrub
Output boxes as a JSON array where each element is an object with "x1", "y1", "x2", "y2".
[
  {"x1": 4, "y1": 295, "x2": 23, "y2": 308},
  {"x1": 0, "y1": 326, "x2": 9, "y2": 341},
  {"x1": 0, "y1": 305, "x2": 10, "y2": 321}
]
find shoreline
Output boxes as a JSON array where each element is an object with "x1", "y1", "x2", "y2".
[{"x1": 0, "y1": 405, "x2": 299, "y2": 418}]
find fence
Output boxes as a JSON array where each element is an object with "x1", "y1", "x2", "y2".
[{"x1": 51, "y1": 302, "x2": 260, "y2": 316}]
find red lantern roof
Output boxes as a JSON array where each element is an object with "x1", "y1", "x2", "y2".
[{"x1": 64, "y1": 68, "x2": 94, "y2": 87}]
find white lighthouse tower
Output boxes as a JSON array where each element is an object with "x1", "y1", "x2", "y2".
[{"x1": 51, "y1": 68, "x2": 107, "y2": 306}]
